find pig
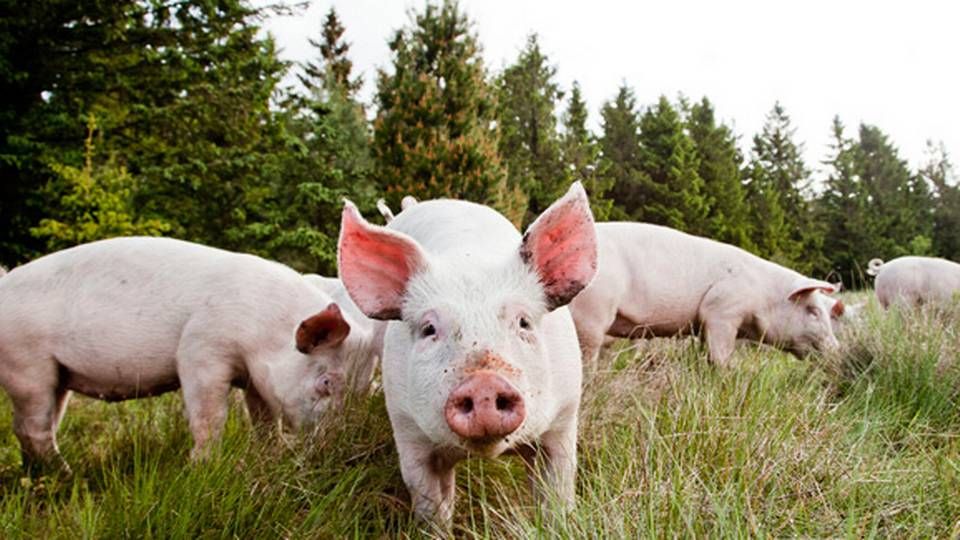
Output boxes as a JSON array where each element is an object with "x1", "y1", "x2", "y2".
[
  {"x1": 569, "y1": 222, "x2": 840, "y2": 368},
  {"x1": 301, "y1": 273, "x2": 387, "y2": 393},
  {"x1": 867, "y1": 256, "x2": 960, "y2": 309},
  {"x1": 0, "y1": 237, "x2": 372, "y2": 473},
  {"x1": 337, "y1": 182, "x2": 597, "y2": 527}
]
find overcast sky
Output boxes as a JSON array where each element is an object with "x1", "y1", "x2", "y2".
[{"x1": 263, "y1": 0, "x2": 959, "y2": 179}]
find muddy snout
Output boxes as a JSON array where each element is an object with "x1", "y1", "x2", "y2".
[{"x1": 444, "y1": 371, "x2": 525, "y2": 443}]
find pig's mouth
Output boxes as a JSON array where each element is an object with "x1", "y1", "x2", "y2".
[{"x1": 459, "y1": 436, "x2": 513, "y2": 458}]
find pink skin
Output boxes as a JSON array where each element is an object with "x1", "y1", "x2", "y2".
[
  {"x1": 0, "y1": 237, "x2": 368, "y2": 473},
  {"x1": 569, "y1": 222, "x2": 841, "y2": 368},
  {"x1": 868, "y1": 256, "x2": 960, "y2": 309},
  {"x1": 338, "y1": 182, "x2": 596, "y2": 528}
]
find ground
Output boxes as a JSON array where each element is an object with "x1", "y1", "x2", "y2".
[{"x1": 1, "y1": 293, "x2": 959, "y2": 537}]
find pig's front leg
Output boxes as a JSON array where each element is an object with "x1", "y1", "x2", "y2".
[
  {"x1": 396, "y1": 435, "x2": 457, "y2": 529},
  {"x1": 177, "y1": 346, "x2": 235, "y2": 459},
  {"x1": 702, "y1": 317, "x2": 738, "y2": 368},
  {"x1": 242, "y1": 385, "x2": 275, "y2": 432}
]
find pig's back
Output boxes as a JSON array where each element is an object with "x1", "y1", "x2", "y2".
[
  {"x1": 386, "y1": 199, "x2": 521, "y2": 259},
  {"x1": 878, "y1": 256, "x2": 960, "y2": 304}
]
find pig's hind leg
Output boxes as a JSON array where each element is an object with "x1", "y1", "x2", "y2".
[{"x1": 1, "y1": 358, "x2": 71, "y2": 474}]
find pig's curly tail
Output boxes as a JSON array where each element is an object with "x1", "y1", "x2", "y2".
[{"x1": 866, "y1": 258, "x2": 885, "y2": 277}]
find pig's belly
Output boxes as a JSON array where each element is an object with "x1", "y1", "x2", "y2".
[
  {"x1": 56, "y1": 350, "x2": 181, "y2": 402},
  {"x1": 608, "y1": 310, "x2": 699, "y2": 339}
]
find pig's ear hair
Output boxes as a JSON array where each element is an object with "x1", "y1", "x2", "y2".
[
  {"x1": 831, "y1": 298, "x2": 845, "y2": 318},
  {"x1": 519, "y1": 181, "x2": 598, "y2": 311},
  {"x1": 297, "y1": 303, "x2": 351, "y2": 354},
  {"x1": 338, "y1": 200, "x2": 427, "y2": 320},
  {"x1": 788, "y1": 279, "x2": 838, "y2": 302}
]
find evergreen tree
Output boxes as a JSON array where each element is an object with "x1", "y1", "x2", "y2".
[
  {"x1": 496, "y1": 34, "x2": 566, "y2": 224},
  {"x1": 922, "y1": 141, "x2": 960, "y2": 260},
  {"x1": 685, "y1": 97, "x2": 751, "y2": 247},
  {"x1": 598, "y1": 85, "x2": 644, "y2": 220},
  {"x1": 744, "y1": 103, "x2": 821, "y2": 272},
  {"x1": 633, "y1": 96, "x2": 708, "y2": 233},
  {"x1": 299, "y1": 8, "x2": 363, "y2": 96},
  {"x1": 817, "y1": 117, "x2": 877, "y2": 285},
  {"x1": 373, "y1": 0, "x2": 517, "y2": 223},
  {"x1": 561, "y1": 82, "x2": 614, "y2": 220},
  {"x1": 856, "y1": 124, "x2": 934, "y2": 258},
  {"x1": 237, "y1": 8, "x2": 373, "y2": 274}
]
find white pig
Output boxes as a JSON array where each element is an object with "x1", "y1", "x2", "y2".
[
  {"x1": 867, "y1": 256, "x2": 960, "y2": 309},
  {"x1": 302, "y1": 273, "x2": 387, "y2": 393},
  {"x1": 569, "y1": 222, "x2": 841, "y2": 367},
  {"x1": 337, "y1": 182, "x2": 597, "y2": 527},
  {"x1": 0, "y1": 237, "x2": 370, "y2": 472}
]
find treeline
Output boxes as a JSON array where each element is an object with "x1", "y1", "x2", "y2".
[{"x1": 2, "y1": 0, "x2": 957, "y2": 287}]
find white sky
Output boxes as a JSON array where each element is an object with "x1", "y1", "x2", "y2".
[{"x1": 263, "y1": 0, "x2": 959, "y2": 179}]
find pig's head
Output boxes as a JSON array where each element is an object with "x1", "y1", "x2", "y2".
[
  {"x1": 267, "y1": 302, "x2": 356, "y2": 429},
  {"x1": 338, "y1": 183, "x2": 596, "y2": 456},
  {"x1": 764, "y1": 278, "x2": 841, "y2": 357}
]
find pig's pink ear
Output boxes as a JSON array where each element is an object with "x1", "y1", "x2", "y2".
[
  {"x1": 831, "y1": 299, "x2": 846, "y2": 318},
  {"x1": 338, "y1": 200, "x2": 427, "y2": 320},
  {"x1": 297, "y1": 303, "x2": 351, "y2": 354},
  {"x1": 519, "y1": 181, "x2": 598, "y2": 311},
  {"x1": 788, "y1": 279, "x2": 837, "y2": 302}
]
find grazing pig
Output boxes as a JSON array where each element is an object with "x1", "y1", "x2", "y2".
[
  {"x1": 0, "y1": 237, "x2": 370, "y2": 472},
  {"x1": 569, "y1": 223, "x2": 840, "y2": 367},
  {"x1": 302, "y1": 273, "x2": 387, "y2": 393},
  {"x1": 337, "y1": 182, "x2": 597, "y2": 527},
  {"x1": 867, "y1": 256, "x2": 960, "y2": 309}
]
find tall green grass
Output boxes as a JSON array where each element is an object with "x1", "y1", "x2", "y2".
[{"x1": 1, "y1": 295, "x2": 958, "y2": 537}]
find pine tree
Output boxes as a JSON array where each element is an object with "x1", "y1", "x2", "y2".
[
  {"x1": 856, "y1": 124, "x2": 934, "y2": 258},
  {"x1": 816, "y1": 117, "x2": 876, "y2": 285},
  {"x1": 922, "y1": 141, "x2": 960, "y2": 260},
  {"x1": 299, "y1": 8, "x2": 363, "y2": 96},
  {"x1": 598, "y1": 85, "x2": 645, "y2": 220},
  {"x1": 633, "y1": 96, "x2": 708, "y2": 233},
  {"x1": 744, "y1": 103, "x2": 821, "y2": 273},
  {"x1": 237, "y1": 7, "x2": 373, "y2": 274},
  {"x1": 373, "y1": 1, "x2": 517, "y2": 223},
  {"x1": 561, "y1": 82, "x2": 614, "y2": 220},
  {"x1": 496, "y1": 34, "x2": 566, "y2": 224},
  {"x1": 685, "y1": 97, "x2": 751, "y2": 247}
]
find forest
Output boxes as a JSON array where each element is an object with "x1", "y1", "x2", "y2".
[{"x1": 2, "y1": 0, "x2": 957, "y2": 287}]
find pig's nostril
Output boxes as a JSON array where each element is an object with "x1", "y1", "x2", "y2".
[
  {"x1": 495, "y1": 395, "x2": 512, "y2": 411},
  {"x1": 458, "y1": 397, "x2": 474, "y2": 414}
]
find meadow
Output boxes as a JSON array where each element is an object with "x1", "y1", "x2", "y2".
[{"x1": 1, "y1": 293, "x2": 958, "y2": 538}]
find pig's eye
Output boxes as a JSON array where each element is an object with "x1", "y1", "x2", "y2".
[
  {"x1": 806, "y1": 306, "x2": 821, "y2": 318},
  {"x1": 420, "y1": 323, "x2": 437, "y2": 338},
  {"x1": 518, "y1": 316, "x2": 532, "y2": 330}
]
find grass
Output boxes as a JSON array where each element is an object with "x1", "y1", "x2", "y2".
[{"x1": 2, "y1": 294, "x2": 960, "y2": 538}]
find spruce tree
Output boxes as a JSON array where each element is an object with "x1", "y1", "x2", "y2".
[
  {"x1": 496, "y1": 34, "x2": 566, "y2": 225},
  {"x1": 744, "y1": 103, "x2": 821, "y2": 273},
  {"x1": 634, "y1": 96, "x2": 708, "y2": 233},
  {"x1": 685, "y1": 97, "x2": 751, "y2": 247},
  {"x1": 856, "y1": 124, "x2": 934, "y2": 257},
  {"x1": 598, "y1": 85, "x2": 645, "y2": 220},
  {"x1": 299, "y1": 8, "x2": 363, "y2": 96},
  {"x1": 816, "y1": 117, "x2": 876, "y2": 285},
  {"x1": 373, "y1": 1, "x2": 517, "y2": 223},
  {"x1": 922, "y1": 141, "x2": 960, "y2": 260},
  {"x1": 561, "y1": 82, "x2": 614, "y2": 220}
]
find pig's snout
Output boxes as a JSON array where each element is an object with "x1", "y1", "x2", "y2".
[
  {"x1": 444, "y1": 372, "x2": 525, "y2": 443},
  {"x1": 315, "y1": 373, "x2": 344, "y2": 399}
]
